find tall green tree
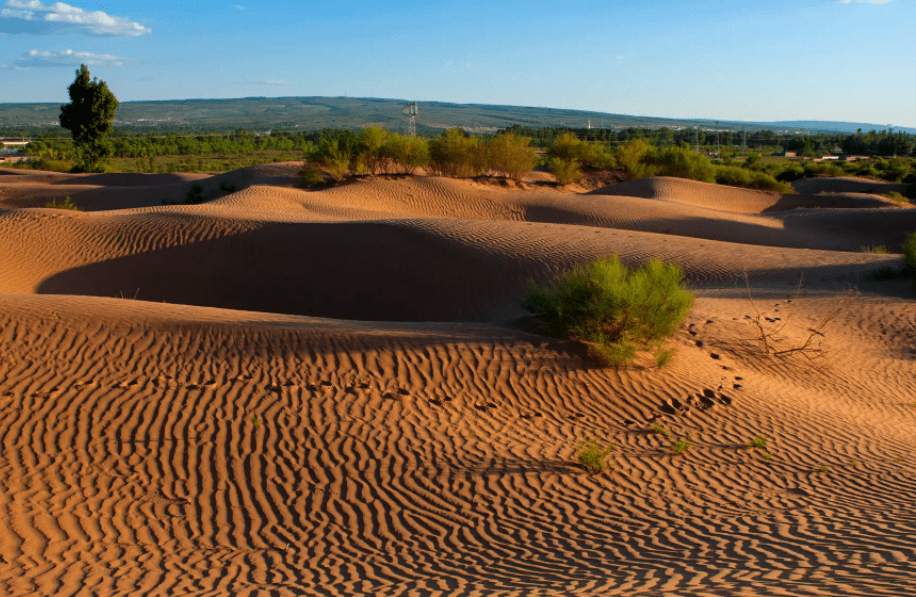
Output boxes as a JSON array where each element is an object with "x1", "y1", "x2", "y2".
[{"x1": 59, "y1": 64, "x2": 120, "y2": 172}]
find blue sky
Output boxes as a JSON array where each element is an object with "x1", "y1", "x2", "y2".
[{"x1": 1, "y1": 0, "x2": 914, "y2": 127}]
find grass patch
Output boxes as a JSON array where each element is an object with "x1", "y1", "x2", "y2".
[
  {"x1": 522, "y1": 256, "x2": 694, "y2": 368},
  {"x1": 576, "y1": 434, "x2": 615, "y2": 473},
  {"x1": 651, "y1": 423, "x2": 669, "y2": 436},
  {"x1": 860, "y1": 244, "x2": 889, "y2": 254},
  {"x1": 654, "y1": 347, "x2": 675, "y2": 368},
  {"x1": 747, "y1": 436, "x2": 767, "y2": 450},
  {"x1": 44, "y1": 196, "x2": 80, "y2": 211},
  {"x1": 671, "y1": 434, "x2": 692, "y2": 456},
  {"x1": 883, "y1": 192, "x2": 910, "y2": 203}
]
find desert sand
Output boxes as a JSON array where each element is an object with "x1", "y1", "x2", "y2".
[{"x1": 1, "y1": 166, "x2": 915, "y2": 596}]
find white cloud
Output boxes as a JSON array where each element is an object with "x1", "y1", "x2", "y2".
[
  {"x1": 239, "y1": 79, "x2": 289, "y2": 86},
  {"x1": 232, "y1": 4, "x2": 245, "y2": 9},
  {"x1": 14, "y1": 48, "x2": 125, "y2": 67},
  {"x1": 0, "y1": 0, "x2": 150, "y2": 36}
]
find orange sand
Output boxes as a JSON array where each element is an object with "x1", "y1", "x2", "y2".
[{"x1": 1, "y1": 165, "x2": 915, "y2": 596}]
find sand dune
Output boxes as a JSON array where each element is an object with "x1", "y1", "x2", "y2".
[
  {"x1": 1, "y1": 166, "x2": 915, "y2": 596},
  {"x1": 792, "y1": 176, "x2": 910, "y2": 195}
]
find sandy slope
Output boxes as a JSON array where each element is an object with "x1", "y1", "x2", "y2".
[
  {"x1": 1, "y1": 166, "x2": 915, "y2": 596},
  {"x1": 791, "y1": 176, "x2": 910, "y2": 196}
]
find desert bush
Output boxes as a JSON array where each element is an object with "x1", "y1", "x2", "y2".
[
  {"x1": 654, "y1": 146, "x2": 715, "y2": 182},
  {"x1": 381, "y1": 134, "x2": 429, "y2": 174},
  {"x1": 522, "y1": 256, "x2": 695, "y2": 367},
  {"x1": 614, "y1": 139, "x2": 657, "y2": 179},
  {"x1": 654, "y1": 347, "x2": 675, "y2": 368},
  {"x1": 487, "y1": 133, "x2": 538, "y2": 181},
  {"x1": 300, "y1": 163, "x2": 325, "y2": 187},
  {"x1": 428, "y1": 128, "x2": 483, "y2": 177},
  {"x1": 671, "y1": 434, "x2": 692, "y2": 455},
  {"x1": 774, "y1": 163, "x2": 805, "y2": 182},
  {"x1": 357, "y1": 125, "x2": 389, "y2": 173},
  {"x1": 903, "y1": 231, "x2": 916, "y2": 270},
  {"x1": 576, "y1": 435, "x2": 615, "y2": 473},
  {"x1": 860, "y1": 244, "x2": 889, "y2": 254},
  {"x1": 547, "y1": 133, "x2": 614, "y2": 183},
  {"x1": 747, "y1": 170, "x2": 793, "y2": 193},
  {"x1": 548, "y1": 133, "x2": 589, "y2": 162},
  {"x1": 44, "y1": 196, "x2": 80, "y2": 211},
  {"x1": 874, "y1": 158, "x2": 911, "y2": 183},
  {"x1": 550, "y1": 157, "x2": 582, "y2": 185},
  {"x1": 317, "y1": 139, "x2": 353, "y2": 180},
  {"x1": 747, "y1": 436, "x2": 767, "y2": 450},
  {"x1": 714, "y1": 164, "x2": 753, "y2": 187},
  {"x1": 583, "y1": 143, "x2": 616, "y2": 171}
]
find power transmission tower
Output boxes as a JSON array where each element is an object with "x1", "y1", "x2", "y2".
[{"x1": 403, "y1": 102, "x2": 418, "y2": 137}]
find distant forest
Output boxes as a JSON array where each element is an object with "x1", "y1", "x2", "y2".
[
  {"x1": 15, "y1": 125, "x2": 915, "y2": 161},
  {"x1": 505, "y1": 126, "x2": 916, "y2": 158}
]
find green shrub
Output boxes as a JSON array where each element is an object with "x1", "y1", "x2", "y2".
[
  {"x1": 44, "y1": 196, "x2": 80, "y2": 211},
  {"x1": 774, "y1": 164, "x2": 805, "y2": 182},
  {"x1": 614, "y1": 139, "x2": 657, "y2": 179},
  {"x1": 654, "y1": 146, "x2": 715, "y2": 182},
  {"x1": 576, "y1": 435, "x2": 615, "y2": 473},
  {"x1": 486, "y1": 133, "x2": 537, "y2": 181},
  {"x1": 651, "y1": 423, "x2": 668, "y2": 435},
  {"x1": 300, "y1": 163, "x2": 325, "y2": 187},
  {"x1": 315, "y1": 138, "x2": 353, "y2": 180},
  {"x1": 547, "y1": 133, "x2": 614, "y2": 182},
  {"x1": 860, "y1": 244, "x2": 889, "y2": 254},
  {"x1": 550, "y1": 157, "x2": 582, "y2": 185},
  {"x1": 357, "y1": 125, "x2": 388, "y2": 174},
  {"x1": 671, "y1": 434, "x2": 692, "y2": 456},
  {"x1": 654, "y1": 347, "x2": 675, "y2": 368},
  {"x1": 522, "y1": 256, "x2": 695, "y2": 367},
  {"x1": 747, "y1": 436, "x2": 767, "y2": 450},
  {"x1": 428, "y1": 128, "x2": 481, "y2": 177},
  {"x1": 903, "y1": 231, "x2": 916, "y2": 270},
  {"x1": 714, "y1": 164, "x2": 753, "y2": 187},
  {"x1": 381, "y1": 134, "x2": 429, "y2": 174},
  {"x1": 748, "y1": 170, "x2": 793, "y2": 193}
]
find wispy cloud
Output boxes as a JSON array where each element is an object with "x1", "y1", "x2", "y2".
[
  {"x1": 836, "y1": 0, "x2": 893, "y2": 4},
  {"x1": 0, "y1": 0, "x2": 151, "y2": 36},
  {"x1": 15, "y1": 48, "x2": 126, "y2": 67},
  {"x1": 238, "y1": 79, "x2": 289, "y2": 86},
  {"x1": 232, "y1": 4, "x2": 246, "y2": 9}
]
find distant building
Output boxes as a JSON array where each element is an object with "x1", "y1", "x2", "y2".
[
  {"x1": 772, "y1": 150, "x2": 797, "y2": 158},
  {"x1": 0, "y1": 139, "x2": 30, "y2": 150}
]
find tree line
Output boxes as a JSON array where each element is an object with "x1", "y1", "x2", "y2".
[{"x1": 502, "y1": 125, "x2": 916, "y2": 158}]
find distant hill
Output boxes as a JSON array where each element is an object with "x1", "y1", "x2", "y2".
[{"x1": 1, "y1": 96, "x2": 913, "y2": 135}]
